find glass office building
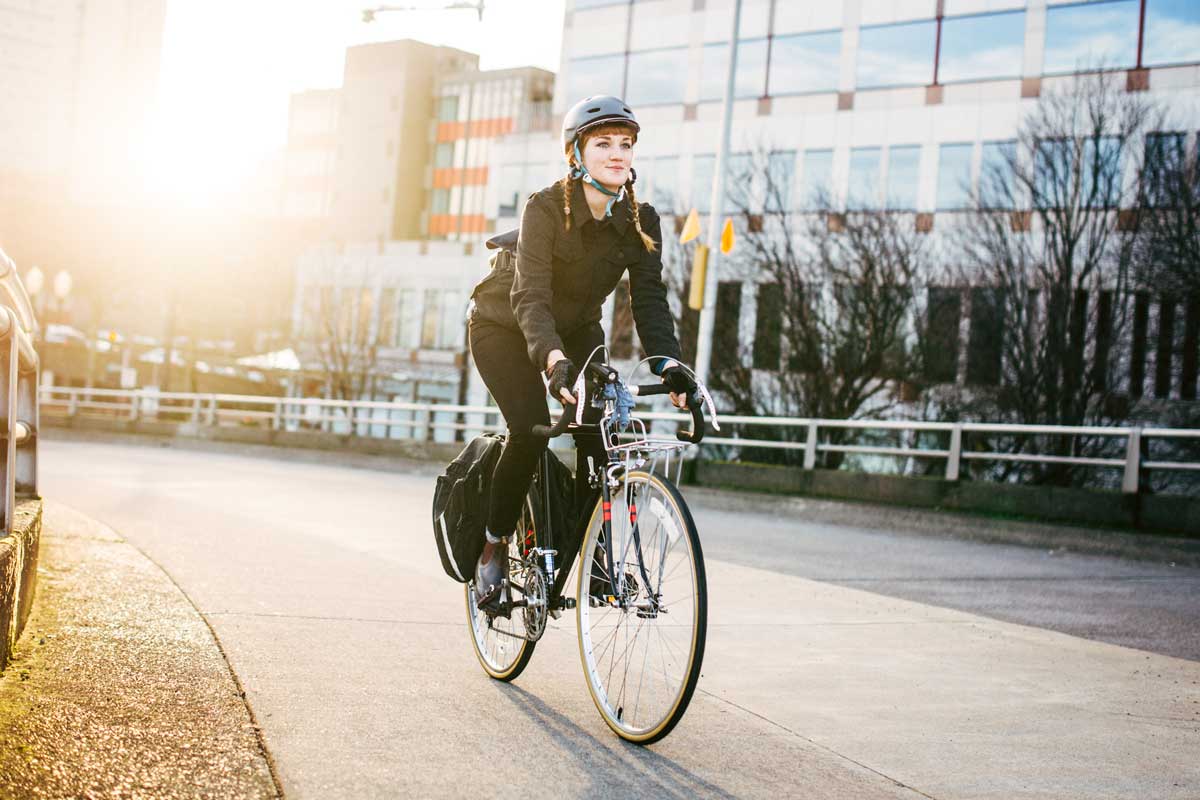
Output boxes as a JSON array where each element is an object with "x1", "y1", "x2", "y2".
[{"x1": 549, "y1": 0, "x2": 1200, "y2": 399}]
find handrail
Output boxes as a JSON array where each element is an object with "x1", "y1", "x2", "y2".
[
  {"x1": 0, "y1": 249, "x2": 40, "y2": 538},
  {"x1": 37, "y1": 386, "x2": 1200, "y2": 495}
]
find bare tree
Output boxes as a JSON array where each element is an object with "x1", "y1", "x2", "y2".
[
  {"x1": 952, "y1": 70, "x2": 1163, "y2": 485},
  {"x1": 293, "y1": 274, "x2": 386, "y2": 412},
  {"x1": 659, "y1": 152, "x2": 935, "y2": 466}
]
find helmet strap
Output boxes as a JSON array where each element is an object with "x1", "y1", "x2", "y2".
[{"x1": 570, "y1": 140, "x2": 625, "y2": 217}]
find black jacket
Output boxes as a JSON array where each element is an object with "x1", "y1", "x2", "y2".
[{"x1": 470, "y1": 179, "x2": 683, "y2": 373}]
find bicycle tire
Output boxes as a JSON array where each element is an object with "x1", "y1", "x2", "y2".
[
  {"x1": 466, "y1": 494, "x2": 538, "y2": 681},
  {"x1": 575, "y1": 470, "x2": 707, "y2": 744}
]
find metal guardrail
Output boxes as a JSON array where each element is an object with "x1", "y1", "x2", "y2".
[
  {"x1": 39, "y1": 386, "x2": 1200, "y2": 495},
  {"x1": 0, "y1": 248, "x2": 39, "y2": 537}
]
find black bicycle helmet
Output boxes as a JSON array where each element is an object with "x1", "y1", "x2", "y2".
[{"x1": 561, "y1": 95, "x2": 640, "y2": 153}]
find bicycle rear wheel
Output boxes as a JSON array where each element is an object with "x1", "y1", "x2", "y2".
[
  {"x1": 576, "y1": 470, "x2": 707, "y2": 744},
  {"x1": 466, "y1": 495, "x2": 538, "y2": 681}
]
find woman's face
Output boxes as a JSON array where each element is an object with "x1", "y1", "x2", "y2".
[{"x1": 579, "y1": 130, "x2": 635, "y2": 191}]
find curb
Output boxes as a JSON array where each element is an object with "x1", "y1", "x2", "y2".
[{"x1": 0, "y1": 499, "x2": 42, "y2": 672}]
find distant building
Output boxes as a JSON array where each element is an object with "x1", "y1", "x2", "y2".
[
  {"x1": 427, "y1": 66, "x2": 556, "y2": 240},
  {"x1": 281, "y1": 89, "x2": 341, "y2": 220},
  {"x1": 0, "y1": 0, "x2": 167, "y2": 200},
  {"x1": 328, "y1": 40, "x2": 478, "y2": 243}
]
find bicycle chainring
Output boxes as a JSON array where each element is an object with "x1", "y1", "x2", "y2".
[{"x1": 521, "y1": 562, "x2": 549, "y2": 642}]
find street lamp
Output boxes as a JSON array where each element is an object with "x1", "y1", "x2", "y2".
[
  {"x1": 24, "y1": 266, "x2": 44, "y2": 298},
  {"x1": 53, "y1": 270, "x2": 72, "y2": 306}
]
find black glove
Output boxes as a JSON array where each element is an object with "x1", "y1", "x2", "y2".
[
  {"x1": 661, "y1": 365, "x2": 698, "y2": 404},
  {"x1": 546, "y1": 358, "x2": 579, "y2": 404}
]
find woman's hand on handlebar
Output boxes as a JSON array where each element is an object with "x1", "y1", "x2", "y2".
[
  {"x1": 546, "y1": 357, "x2": 578, "y2": 405},
  {"x1": 660, "y1": 364, "x2": 698, "y2": 410}
]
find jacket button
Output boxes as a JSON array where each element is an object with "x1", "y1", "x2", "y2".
[{"x1": 616, "y1": 250, "x2": 625, "y2": 259}]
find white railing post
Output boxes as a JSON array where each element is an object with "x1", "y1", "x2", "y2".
[
  {"x1": 205, "y1": 395, "x2": 217, "y2": 426},
  {"x1": 128, "y1": 391, "x2": 139, "y2": 421},
  {"x1": 191, "y1": 395, "x2": 202, "y2": 424},
  {"x1": 946, "y1": 424, "x2": 963, "y2": 481},
  {"x1": 272, "y1": 399, "x2": 283, "y2": 431},
  {"x1": 804, "y1": 422, "x2": 818, "y2": 470},
  {"x1": 67, "y1": 388, "x2": 78, "y2": 417},
  {"x1": 1122, "y1": 428, "x2": 1141, "y2": 494}
]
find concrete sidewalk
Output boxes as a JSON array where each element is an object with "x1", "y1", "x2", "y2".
[{"x1": 0, "y1": 503, "x2": 278, "y2": 800}]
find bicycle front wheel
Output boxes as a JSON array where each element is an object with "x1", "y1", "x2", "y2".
[{"x1": 576, "y1": 470, "x2": 707, "y2": 744}]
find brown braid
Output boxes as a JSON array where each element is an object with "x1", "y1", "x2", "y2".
[
  {"x1": 560, "y1": 172, "x2": 574, "y2": 231},
  {"x1": 626, "y1": 179, "x2": 657, "y2": 252}
]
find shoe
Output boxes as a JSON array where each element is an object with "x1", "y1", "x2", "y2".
[{"x1": 475, "y1": 544, "x2": 507, "y2": 610}]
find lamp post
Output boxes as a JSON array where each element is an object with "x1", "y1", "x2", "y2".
[
  {"x1": 52, "y1": 270, "x2": 72, "y2": 323},
  {"x1": 693, "y1": 0, "x2": 743, "y2": 387},
  {"x1": 24, "y1": 266, "x2": 45, "y2": 327}
]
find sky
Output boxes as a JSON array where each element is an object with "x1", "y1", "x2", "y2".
[{"x1": 140, "y1": 0, "x2": 565, "y2": 201}]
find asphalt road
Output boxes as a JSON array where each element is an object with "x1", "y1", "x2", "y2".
[{"x1": 37, "y1": 437, "x2": 1200, "y2": 799}]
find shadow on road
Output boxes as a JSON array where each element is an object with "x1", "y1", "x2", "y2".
[{"x1": 497, "y1": 683, "x2": 736, "y2": 799}]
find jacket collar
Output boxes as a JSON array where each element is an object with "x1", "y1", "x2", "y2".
[{"x1": 569, "y1": 177, "x2": 629, "y2": 235}]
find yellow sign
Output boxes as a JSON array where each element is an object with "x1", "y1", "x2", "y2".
[
  {"x1": 720, "y1": 217, "x2": 736, "y2": 254},
  {"x1": 688, "y1": 245, "x2": 709, "y2": 311},
  {"x1": 679, "y1": 208, "x2": 701, "y2": 244}
]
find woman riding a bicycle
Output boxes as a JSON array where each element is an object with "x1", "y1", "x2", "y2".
[{"x1": 468, "y1": 95, "x2": 698, "y2": 596}]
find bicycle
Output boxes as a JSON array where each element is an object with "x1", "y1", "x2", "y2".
[{"x1": 464, "y1": 357, "x2": 715, "y2": 744}]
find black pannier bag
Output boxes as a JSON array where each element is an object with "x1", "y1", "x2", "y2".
[{"x1": 432, "y1": 434, "x2": 504, "y2": 583}]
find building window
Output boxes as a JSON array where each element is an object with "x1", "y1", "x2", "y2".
[
  {"x1": 692, "y1": 155, "x2": 714, "y2": 214},
  {"x1": 799, "y1": 149, "x2": 834, "y2": 209},
  {"x1": 1130, "y1": 292, "x2": 1149, "y2": 397},
  {"x1": 648, "y1": 156, "x2": 680, "y2": 212},
  {"x1": 937, "y1": 143, "x2": 974, "y2": 211},
  {"x1": 857, "y1": 20, "x2": 937, "y2": 89},
  {"x1": 752, "y1": 283, "x2": 783, "y2": 370},
  {"x1": 440, "y1": 291, "x2": 462, "y2": 350},
  {"x1": 847, "y1": 147, "x2": 882, "y2": 209},
  {"x1": 713, "y1": 282, "x2": 742, "y2": 372},
  {"x1": 939, "y1": 11, "x2": 1025, "y2": 83},
  {"x1": 1145, "y1": 0, "x2": 1200, "y2": 66},
  {"x1": 765, "y1": 151, "x2": 796, "y2": 213},
  {"x1": 1142, "y1": 132, "x2": 1185, "y2": 206},
  {"x1": 626, "y1": 48, "x2": 689, "y2": 105},
  {"x1": 769, "y1": 31, "x2": 842, "y2": 95},
  {"x1": 1043, "y1": 0, "x2": 1138, "y2": 74},
  {"x1": 434, "y1": 143, "x2": 454, "y2": 169},
  {"x1": 566, "y1": 54, "x2": 626, "y2": 104},
  {"x1": 1182, "y1": 295, "x2": 1200, "y2": 401},
  {"x1": 979, "y1": 140, "x2": 1017, "y2": 209},
  {"x1": 431, "y1": 189, "x2": 451, "y2": 214},
  {"x1": 437, "y1": 96, "x2": 458, "y2": 122},
  {"x1": 1155, "y1": 297, "x2": 1176, "y2": 398},
  {"x1": 379, "y1": 288, "x2": 398, "y2": 346},
  {"x1": 610, "y1": 280, "x2": 634, "y2": 359},
  {"x1": 885, "y1": 145, "x2": 921, "y2": 211},
  {"x1": 1082, "y1": 136, "x2": 1123, "y2": 208},
  {"x1": 699, "y1": 39, "x2": 769, "y2": 101},
  {"x1": 398, "y1": 289, "x2": 418, "y2": 350},
  {"x1": 497, "y1": 164, "x2": 523, "y2": 217},
  {"x1": 421, "y1": 289, "x2": 440, "y2": 349},
  {"x1": 923, "y1": 288, "x2": 962, "y2": 384},
  {"x1": 966, "y1": 288, "x2": 1003, "y2": 385}
]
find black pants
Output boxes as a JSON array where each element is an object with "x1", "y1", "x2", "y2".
[{"x1": 469, "y1": 318, "x2": 606, "y2": 538}]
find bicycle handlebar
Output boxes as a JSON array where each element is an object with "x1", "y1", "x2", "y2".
[{"x1": 531, "y1": 381, "x2": 706, "y2": 444}]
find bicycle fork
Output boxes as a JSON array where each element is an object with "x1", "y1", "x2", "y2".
[{"x1": 599, "y1": 469, "x2": 662, "y2": 617}]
